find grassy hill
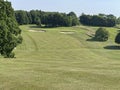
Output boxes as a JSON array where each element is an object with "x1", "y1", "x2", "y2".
[{"x1": 0, "y1": 25, "x2": 120, "y2": 90}]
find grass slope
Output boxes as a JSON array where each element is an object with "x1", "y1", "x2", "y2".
[{"x1": 0, "y1": 25, "x2": 120, "y2": 90}]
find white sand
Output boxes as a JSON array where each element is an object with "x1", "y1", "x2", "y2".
[
  {"x1": 60, "y1": 31, "x2": 75, "y2": 34},
  {"x1": 29, "y1": 30, "x2": 46, "y2": 32}
]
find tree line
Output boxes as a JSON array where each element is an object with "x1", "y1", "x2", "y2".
[
  {"x1": 15, "y1": 10, "x2": 120, "y2": 27},
  {"x1": 79, "y1": 13, "x2": 117, "y2": 27},
  {"x1": 15, "y1": 10, "x2": 80, "y2": 27}
]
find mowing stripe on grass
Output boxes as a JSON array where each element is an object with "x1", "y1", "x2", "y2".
[{"x1": 25, "y1": 32, "x2": 39, "y2": 51}]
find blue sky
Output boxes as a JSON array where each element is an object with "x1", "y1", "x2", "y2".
[{"x1": 8, "y1": 0, "x2": 120, "y2": 17}]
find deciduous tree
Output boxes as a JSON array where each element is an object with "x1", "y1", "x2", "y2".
[{"x1": 94, "y1": 27, "x2": 109, "y2": 41}]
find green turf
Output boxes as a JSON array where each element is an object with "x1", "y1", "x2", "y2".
[{"x1": 0, "y1": 25, "x2": 120, "y2": 90}]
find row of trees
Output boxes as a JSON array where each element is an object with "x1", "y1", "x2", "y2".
[
  {"x1": 15, "y1": 10, "x2": 80, "y2": 27},
  {"x1": 80, "y1": 13, "x2": 116, "y2": 27},
  {"x1": 15, "y1": 11, "x2": 120, "y2": 27}
]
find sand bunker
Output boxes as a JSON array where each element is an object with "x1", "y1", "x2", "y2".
[
  {"x1": 29, "y1": 30, "x2": 46, "y2": 32},
  {"x1": 60, "y1": 31, "x2": 75, "y2": 34}
]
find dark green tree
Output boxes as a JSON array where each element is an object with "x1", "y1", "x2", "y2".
[
  {"x1": 80, "y1": 13, "x2": 116, "y2": 27},
  {"x1": 116, "y1": 17, "x2": 120, "y2": 24},
  {"x1": 71, "y1": 17, "x2": 80, "y2": 26},
  {"x1": 115, "y1": 32, "x2": 120, "y2": 44},
  {"x1": 80, "y1": 14, "x2": 91, "y2": 25},
  {"x1": 67, "y1": 12, "x2": 79, "y2": 26},
  {"x1": 15, "y1": 10, "x2": 79, "y2": 27},
  {"x1": 30, "y1": 10, "x2": 39, "y2": 24},
  {"x1": 0, "y1": 0, "x2": 22, "y2": 58},
  {"x1": 36, "y1": 17, "x2": 41, "y2": 27},
  {"x1": 67, "y1": 12, "x2": 77, "y2": 17},
  {"x1": 94, "y1": 27, "x2": 109, "y2": 41},
  {"x1": 27, "y1": 12, "x2": 32, "y2": 24},
  {"x1": 15, "y1": 10, "x2": 29, "y2": 25}
]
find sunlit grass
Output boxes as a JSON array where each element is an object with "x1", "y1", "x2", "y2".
[{"x1": 0, "y1": 25, "x2": 120, "y2": 90}]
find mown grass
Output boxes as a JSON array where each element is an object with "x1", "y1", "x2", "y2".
[{"x1": 0, "y1": 25, "x2": 120, "y2": 90}]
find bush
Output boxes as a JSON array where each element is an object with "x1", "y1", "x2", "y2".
[
  {"x1": 94, "y1": 27, "x2": 109, "y2": 41},
  {"x1": 115, "y1": 32, "x2": 120, "y2": 44}
]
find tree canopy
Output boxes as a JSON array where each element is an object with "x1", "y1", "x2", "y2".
[
  {"x1": 80, "y1": 13, "x2": 116, "y2": 27},
  {"x1": 0, "y1": 0, "x2": 22, "y2": 58},
  {"x1": 115, "y1": 32, "x2": 120, "y2": 44},
  {"x1": 94, "y1": 27, "x2": 109, "y2": 41},
  {"x1": 15, "y1": 10, "x2": 80, "y2": 27}
]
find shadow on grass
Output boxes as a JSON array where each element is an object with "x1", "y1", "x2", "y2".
[
  {"x1": 29, "y1": 25, "x2": 41, "y2": 28},
  {"x1": 29, "y1": 25, "x2": 61, "y2": 29},
  {"x1": 86, "y1": 38, "x2": 96, "y2": 42},
  {"x1": 104, "y1": 45, "x2": 120, "y2": 50},
  {"x1": 86, "y1": 38, "x2": 105, "y2": 42}
]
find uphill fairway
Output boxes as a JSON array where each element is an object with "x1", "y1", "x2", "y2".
[{"x1": 0, "y1": 25, "x2": 120, "y2": 90}]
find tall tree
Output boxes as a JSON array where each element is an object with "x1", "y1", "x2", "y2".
[
  {"x1": 0, "y1": 0, "x2": 22, "y2": 58},
  {"x1": 30, "y1": 10, "x2": 39, "y2": 24},
  {"x1": 35, "y1": 17, "x2": 41, "y2": 27},
  {"x1": 15, "y1": 10, "x2": 29, "y2": 25},
  {"x1": 67, "y1": 12, "x2": 80, "y2": 26}
]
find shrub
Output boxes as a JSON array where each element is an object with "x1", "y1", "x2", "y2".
[
  {"x1": 115, "y1": 32, "x2": 120, "y2": 44},
  {"x1": 94, "y1": 27, "x2": 109, "y2": 41}
]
